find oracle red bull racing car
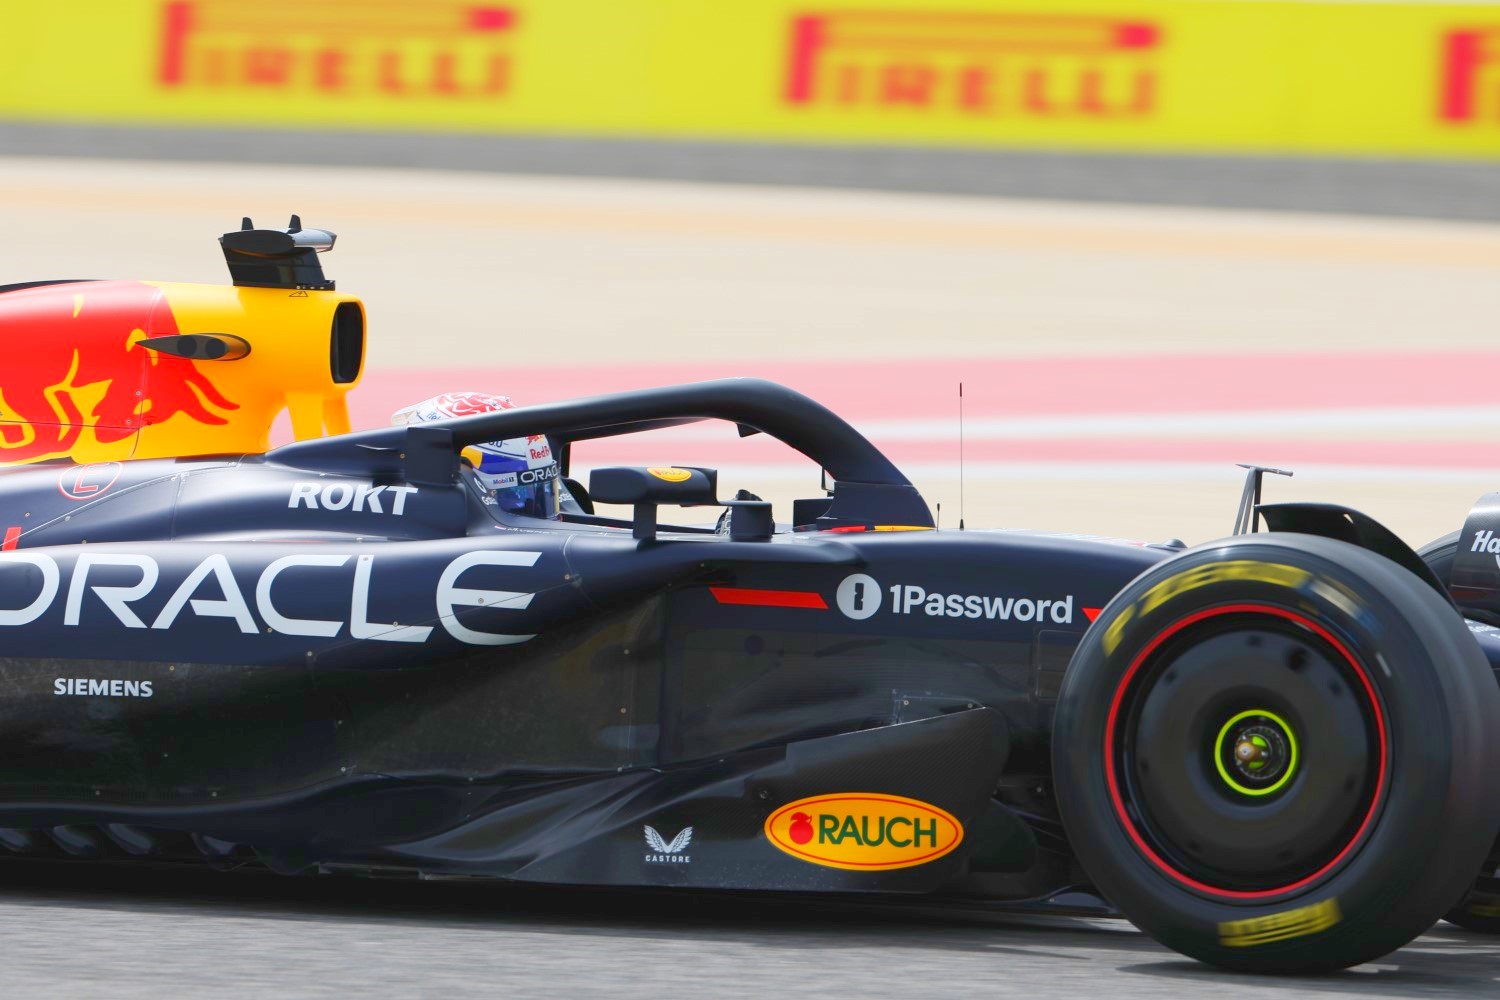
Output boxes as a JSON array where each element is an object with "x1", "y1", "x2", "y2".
[{"x1": 0, "y1": 221, "x2": 1498, "y2": 974}]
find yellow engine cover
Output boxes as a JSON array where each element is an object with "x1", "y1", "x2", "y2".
[{"x1": 0, "y1": 279, "x2": 364, "y2": 464}]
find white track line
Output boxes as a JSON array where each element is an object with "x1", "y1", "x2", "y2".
[
  {"x1": 572, "y1": 460, "x2": 1498, "y2": 483},
  {"x1": 607, "y1": 406, "x2": 1500, "y2": 442}
]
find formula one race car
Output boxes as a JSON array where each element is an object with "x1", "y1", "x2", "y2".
[{"x1": 0, "y1": 222, "x2": 1497, "y2": 974}]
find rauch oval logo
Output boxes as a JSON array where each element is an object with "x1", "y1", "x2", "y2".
[{"x1": 764, "y1": 793, "x2": 963, "y2": 871}]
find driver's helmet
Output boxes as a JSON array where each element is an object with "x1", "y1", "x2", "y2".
[{"x1": 391, "y1": 391, "x2": 562, "y2": 519}]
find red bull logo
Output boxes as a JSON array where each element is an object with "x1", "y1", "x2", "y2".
[
  {"x1": 157, "y1": 0, "x2": 520, "y2": 99},
  {"x1": 783, "y1": 10, "x2": 1161, "y2": 117},
  {"x1": 0, "y1": 281, "x2": 237, "y2": 465}
]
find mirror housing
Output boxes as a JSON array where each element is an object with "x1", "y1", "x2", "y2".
[{"x1": 589, "y1": 466, "x2": 718, "y2": 539}]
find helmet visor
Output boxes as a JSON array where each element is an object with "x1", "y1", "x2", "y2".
[
  {"x1": 495, "y1": 470, "x2": 563, "y2": 519},
  {"x1": 465, "y1": 446, "x2": 563, "y2": 520}
]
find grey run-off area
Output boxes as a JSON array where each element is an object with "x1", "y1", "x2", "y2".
[{"x1": 5, "y1": 121, "x2": 1500, "y2": 221}]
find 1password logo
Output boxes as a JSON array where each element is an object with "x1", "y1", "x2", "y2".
[
  {"x1": 836, "y1": 574, "x2": 882, "y2": 620},
  {"x1": 835, "y1": 573, "x2": 1077, "y2": 624}
]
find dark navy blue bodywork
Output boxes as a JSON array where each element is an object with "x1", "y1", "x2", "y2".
[{"x1": 0, "y1": 379, "x2": 1490, "y2": 909}]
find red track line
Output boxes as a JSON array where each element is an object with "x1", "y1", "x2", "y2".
[{"x1": 351, "y1": 351, "x2": 1500, "y2": 426}]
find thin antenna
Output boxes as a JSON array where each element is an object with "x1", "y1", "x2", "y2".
[
  {"x1": 958, "y1": 382, "x2": 966, "y2": 530},
  {"x1": 1232, "y1": 463, "x2": 1293, "y2": 535},
  {"x1": 936, "y1": 501, "x2": 941, "y2": 531}
]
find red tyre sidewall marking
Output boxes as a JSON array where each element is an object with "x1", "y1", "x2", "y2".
[{"x1": 1102, "y1": 602, "x2": 1389, "y2": 901}]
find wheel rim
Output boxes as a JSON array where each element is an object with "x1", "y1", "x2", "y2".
[{"x1": 1103, "y1": 603, "x2": 1389, "y2": 900}]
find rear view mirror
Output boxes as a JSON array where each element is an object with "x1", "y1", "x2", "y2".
[{"x1": 588, "y1": 466, "x2": 719, "y2": 539}]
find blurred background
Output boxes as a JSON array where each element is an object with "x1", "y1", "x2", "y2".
[{"x1": 4, "y1": 0, "x2": 1500, "y2": 545}]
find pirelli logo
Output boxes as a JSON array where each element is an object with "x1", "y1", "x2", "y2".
[
  {"x1": 1102, "y1": 561, "x2": 1312, "y2": 655},
  {"x1": 1219, "y1": 898, "x2": 1342, "y2": 948},
  {"x1": 783, "y1": 10, "x2": 1162, "y2": 118},
  {"x1": 157, "y1": 0, "x2": 519, "y2": 99},
  {"x1": 1442, "y1": 28, "x2": 1500, "y2": 124}
]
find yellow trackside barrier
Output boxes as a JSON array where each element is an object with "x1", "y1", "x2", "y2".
[{"x1": 3, "y1": 1, "x2": 1500, "y2": 157}]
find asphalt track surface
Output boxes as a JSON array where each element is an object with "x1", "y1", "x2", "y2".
[
  {"x1": 1, "y1": 862, "x2": 1497, "y2": 999},
  {"x1": 6, "y1": 121, "x2": 1500, "y2": 222}
]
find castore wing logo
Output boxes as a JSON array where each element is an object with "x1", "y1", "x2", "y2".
[{"x1": 644, "y1": 825, "x2": 693, "y2": 864}]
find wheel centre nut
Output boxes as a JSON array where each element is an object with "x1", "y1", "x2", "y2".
[{"x1": 1215, "y1": 711, "x2": 1298, "y2": 795}]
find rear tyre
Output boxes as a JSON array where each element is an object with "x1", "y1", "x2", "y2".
[
  {"x1": 1418, "y1": 530, "x2": 1460, "y2": 592},
  {"x1": 1419, "y1": 530, "x2": 1500, "y2": 935},
  {"x1": 1053, "y1": 534, "x2": 1500, "y2": 972},
  {"x1": 1446, "y1": 885, "x2": 1500, "y2": 934}
]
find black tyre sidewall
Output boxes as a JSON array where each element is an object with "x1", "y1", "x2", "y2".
[
  {"x1": 1446, "y1": 891, "x2": 1500, "y2": 934},
  {"x1": 1054, "y1": 534, "x2": 1500, "y2": 972},
  {"x1": 1421, "y1": 530, "x2": 1500, "y2": 933}
]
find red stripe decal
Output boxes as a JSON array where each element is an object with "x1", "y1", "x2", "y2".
[
  {"x1": 2, "y1": 527, "x2": 19, "y2": 551},
  {"x1": 710, "y1": 587, "x2": 828, "y2": 609},
  {"x1": 1083, "y1": 607, "x2": 1103, "y2": 622}
]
